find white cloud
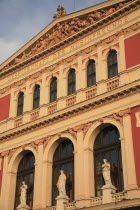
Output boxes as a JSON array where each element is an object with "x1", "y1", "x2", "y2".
[{"x1": 0, "y1": 38, "x2": 23, "y2": 64}]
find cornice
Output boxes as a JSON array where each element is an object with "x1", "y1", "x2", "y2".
[
  {"x1": 0, "y1": 79, "x2": 140, "y2": 143},
  {"x1": 0, "y1": 0, "x2": 139, "y2": 79}
]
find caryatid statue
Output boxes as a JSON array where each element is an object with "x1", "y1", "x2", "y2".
[
  {"x1": 20, "y1": 181, "x2": 28, "y2": 205},
  {"x1": 102, "y1": 159, "x2": 112, "y2": 186},
  {"x1": 57, "y1": 170, "x2": 66, "y2": 196}
]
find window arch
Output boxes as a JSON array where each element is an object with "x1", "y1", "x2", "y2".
[
  {"x1": 94, "y1": 126, "x2": 124, "y2": 197},
  {"x1": 87, "y1": 59, "x2": 96, "y2": 87},
  {"x1": 52, "y1": 139, "x2": 74, "y2": 205},
  {"x1": 17, "y1": 92, "x2": 24, "y2": 116},
  {"x1": 68, "y1": 69, "x2": 76, "y2": 95},
  {"x1": 14, "y1": 152, "x2": 35, "y2": 209},
  {"x1": 33, "y1": 84, "x2": 40, "y2": 109},
  {"x1": 107, "y1": 50, "x2": 118, "y2": 78},
  {"x1": 50, "y1": 77, "x2": 57, "y2": 102}
]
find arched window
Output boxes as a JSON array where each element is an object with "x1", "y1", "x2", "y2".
[
  {"x1": 68, "y1": 69, "x2": 76, "y2": 95},
  {"x1": 52, "y1": 139, "x2": 74, "y2": 205},
  {"x1": 17, "y1": 92, "x2": 24, "y2": 116},
  {"x1": 14, "y1": 152, "x2": 35, "y2": 209},
  {"x1": 107, "y1": 50, "x2": 118, "y2": 78},
  {"x1": 94, "y1": 126, "x2": 124, "y2": 197},
  {"x1": 50, "y1": 77, "x2": 57, "y2": 102},
  {"x1": 87, "y1": 59, "x2": 96, "y2": 87},
  {"x1": 33, "y1": 84, "x2": 40, "y2": 109}
]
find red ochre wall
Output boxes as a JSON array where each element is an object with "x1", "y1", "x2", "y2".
[
  {"x1": 0, "y1": 94, "x2": 11, "y2": 121},
  {"x1": 125, "y1": 33, "x2": 140, "y2": 69},
  {"x1": 0, "y1": 156, "x2": 4, "y2": 194},
  {"x1": 131, "y1": 106, "x2": 140, "y2": 187}
]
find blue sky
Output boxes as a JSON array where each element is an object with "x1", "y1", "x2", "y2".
[{"x1": 0, "y1": 0, "x2": 106, "y2": 64}]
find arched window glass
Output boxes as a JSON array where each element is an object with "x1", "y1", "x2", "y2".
[
  {"x1": 17, "y1": 92, "x2": 24, "y2": 116},
  {"x1": 87, "y1": 59, "x2": 96, "y2": 87},
  {"x1": 107, "y1": 50, "x2": 118, "y2": 78},
  {"x1": 14, "y1": 152, "x2": 35, "y2": 209},
  {"x1": 94, "y1": 126, "x2": 124, "y2": 197},
  {"x1": 33, "y1": 84, "x2": 40, "y2": 109},
  {"x1": 52, "y1": 139, "x2": 74, "y2": 205},
  {"x1": 50, "y1": 77, "x2": 57, "y2": 102},
  {"x1": 68, "y1": 69, "x2": 76, "y2": 95}
]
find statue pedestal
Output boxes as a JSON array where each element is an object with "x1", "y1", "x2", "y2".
[
  {"x1": 102, "y1": 184, "x2": 116, "y2": 204},
  {"x1": 16, "y1": 204, "x2": 30, "y2": 210},
  {"x1": 56, "y1": 195, "x2": 69, "y2": 210}
]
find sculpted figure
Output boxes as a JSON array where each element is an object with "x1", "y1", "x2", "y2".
[
  {"x1": 20, "y1": 181, "x2": 28, "y2": 205},
  {"x1": 57, "y1": 170, "x2": 66, "y2": 196},
  {"x1": 95, "y1": 11, "x2": 103, "y2": 19},
  {"x1": 31, "y1": 41, "x2": 41, "y2": 55},
  {"x1": 39, "y1": 37, "x2": 49, "y2": 51},
  {"x1": 106, "y1": 7, "x2": 116, "y2": 15},
  {"x1": 53, "y1": 5, "x2": 67, "y2": 20},
  {"x1": 102, "y1": 159, "x2": 112, "y2": 186},
  {"x1": 87, "y1": 13, "x2": 96, "y2": 24},
  {"x1": 15, "y1": 51, "x2": 31, "y2": 63}
]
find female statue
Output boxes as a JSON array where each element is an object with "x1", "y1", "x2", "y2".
[
  {"x1": 57, "y1": 170, "x2": 66, "y2": 196},
  {"x1": 102, "y1": 159, "x2": 112, "y2": 185}
]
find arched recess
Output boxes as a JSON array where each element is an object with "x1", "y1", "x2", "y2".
[
  {"x1": 102, "y1": 46, "x2": 120, "y2": 80},
  {"x1": 6, "y1": 147, "x2": 38, "y2": 210},
  {"x1": 83, "y1": 118, "x2": 125, "y2": 198},
  {"x1": 42, "y1": 134, "x2": 77, "y2": 207}
]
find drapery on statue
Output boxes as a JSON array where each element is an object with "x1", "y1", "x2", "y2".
[
  {"x1": 20, "y1": 181, "x2": 28, "y2": 205},
  {"x1": 102, "y1": 159, "x2": 112, "y2": 186},
  {"x1": 57, "y1": 170, "x2": 66, "y2": 196}
]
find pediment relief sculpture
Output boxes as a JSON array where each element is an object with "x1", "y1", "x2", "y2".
[{"x1": 1, "y1": 0, "x2": 134, "y2": 71}]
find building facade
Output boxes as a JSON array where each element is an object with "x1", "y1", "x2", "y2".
[{"x1": 0, "y1": 0, "x2": 140, "y2": 209}]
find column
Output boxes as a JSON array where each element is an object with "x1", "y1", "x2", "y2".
[
  {"x1": 23, "y1": 81, "x2": 31, "y2": 124},
  {"x1": 75, "y1": 129, "x2": 86, "y2": 208},
  {"x1": 122, "y1": 114, "x2": 140, "y2": 198},
  {"x1": 96, "y1": 46, "x2": 107, "y2": 95},
  {"x1": 119, "y1": 35, "x2": 129, "y2": 86},
  {"x1": 0, "y1": 155, "x2": 9, "y2": 210},
  {"x1": 40, "y1": 73, "x2": 48, "y2": 117},
  {"x1": 33, "y1": 144, "x2": 44, "y2": 209},
  {"x1": 76, "y1": 55, "x2": 86, "y2": 103},
  {"x1": 41, "y1": 160, "x2": 53, "y2": 208}
]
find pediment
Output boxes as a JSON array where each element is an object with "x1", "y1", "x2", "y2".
[{"x1": 0, "y1": 0, "x2": 136, "y2": 75}]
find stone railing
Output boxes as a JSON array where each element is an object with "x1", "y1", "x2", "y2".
[
  {"x1": 14, "y1": 116, "x2": 23, "y2": 127},
  {"x1": 91, "y1": 196, "x2": 103, "y2": 206},
  {"x1": 112, "y1": 191, "x2": 127, "y2": 202},
  {"x1": 64, "y1": 202, "x2": 76, "y2": 210},
  {"x1": 30, "y1": 109, "x2": 39, "y2": 120},
  {"x1": 66, "y1": 95, "x2": 76, "y2": 107},
  {"x1": 107, "y1": 77, "x2": 119, "y2": 91},
  {"x1": 48, "y1": 102, "x2": 57, "y2": 114},
  {"x1": 48, "y1": 206, "x2": 56, "y2": 210},
  {"x1": 85, "y1": 86, "x2": 97, "y2": 99}
]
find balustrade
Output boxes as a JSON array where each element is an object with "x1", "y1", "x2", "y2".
[
  {"x1": 14, "y1": 117, "x2": 23, "y2": 127},
  {"x1": 30, "y1": 109, "x2": 39, "y2": 120},
  {"x1": 48, "y1": 102, "x2": 57, "y2": 114},
  {"x1": 66, "y1": 95, "x2": 76, "y2": 107},
  {"x1": 107, "y1": 78, "x2": 119, "y2": 90}
]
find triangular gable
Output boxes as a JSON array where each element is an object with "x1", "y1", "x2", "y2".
[{"x1": 0, "y1": 0, "x2": 135, "y2": 75}]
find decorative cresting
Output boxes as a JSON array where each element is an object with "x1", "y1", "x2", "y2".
[{"x1": 1, "y1": 0, "x2": 137, "y2": 73}]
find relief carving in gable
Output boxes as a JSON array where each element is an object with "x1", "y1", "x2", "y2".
[{"x1": 1, "y1": 0, "x2": 134, "y2": 71}]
